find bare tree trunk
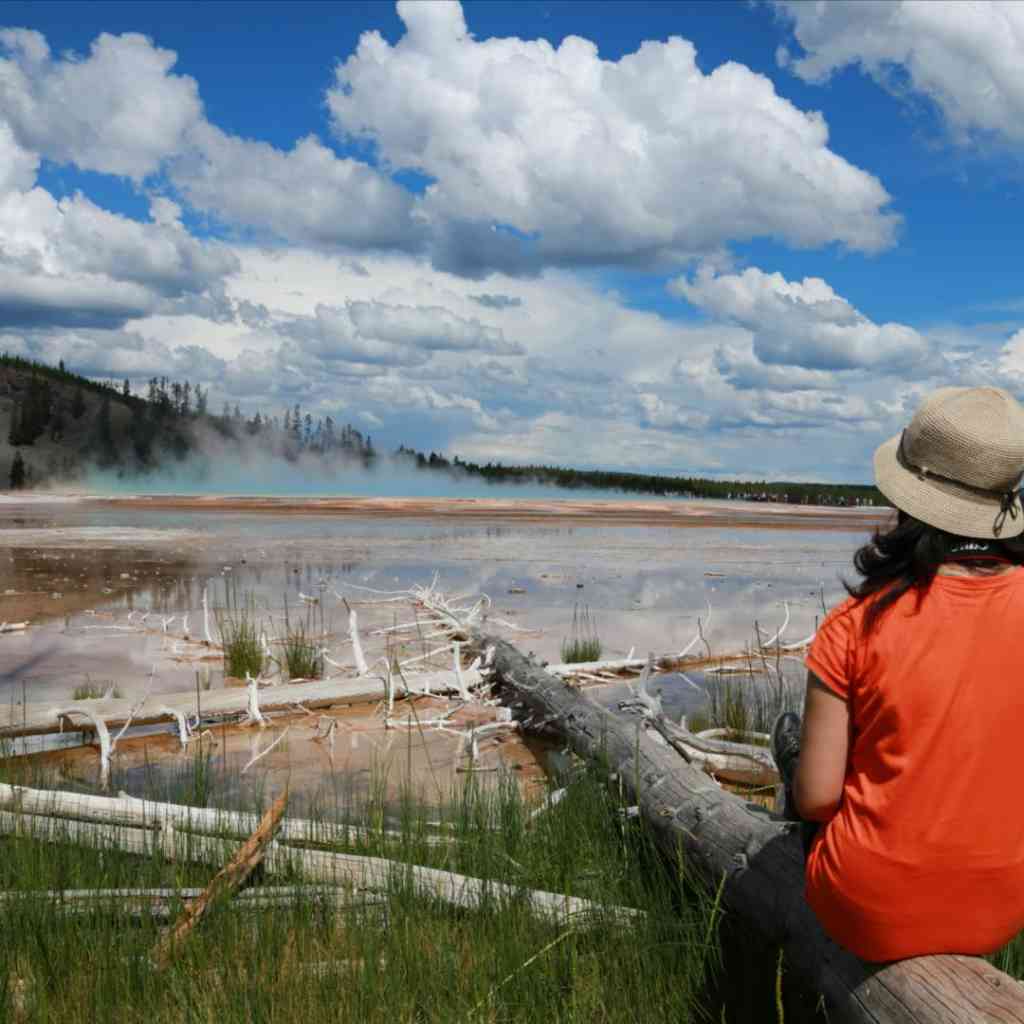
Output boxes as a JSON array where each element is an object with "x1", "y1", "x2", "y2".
[{"x1": 480, "y1": 634, "x2": 1024, "y2": 1024}]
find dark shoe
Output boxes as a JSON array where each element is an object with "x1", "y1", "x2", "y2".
[{"x1": 771, "y1": 711, "x2": 802, "y2": 789}]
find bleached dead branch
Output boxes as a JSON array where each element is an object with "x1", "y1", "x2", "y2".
[
  {"x1": 758, "y1": 602, "x2": 790, "y2": 649},
  {"x1": 54, "y1": 708, "x2": 112, "y2": 787},
  {"x1": 243, "y1": 673, "x2": 266, "y2": 727},
  {"x1": 0, "y1": 621, "x2": 28, "y2": 634},
  {"x1": 678, "y1": 600, "x2": 712, "y2": 658},
  {"x1": 202, "y1": 585, "x2": 212, "y2": 645},
  {"x1": 242, "y1": 727, "x2": 290, "y2": 773},
  {"x1": 160, "y1": 707, "x2": 195, "y2": 749},
  {"x1": 343, "y1": 600, "x2": 369, "y2": 676},
  {"x1": 529, "y1": 787, "x2": 568, "y2": 821}
]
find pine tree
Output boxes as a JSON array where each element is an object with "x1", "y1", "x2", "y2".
[
  {"x1": 9, "y1": 451, "x2": 26, "y2": 489},
  {"x1": 93, "y1": 394, "x2": 117, "y2": 467},
  {"x1": 7, "y1": 401, "x2": 22, "y2": 446}
]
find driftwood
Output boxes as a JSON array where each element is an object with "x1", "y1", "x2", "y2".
[
  {"x1": 480, "y1": 633, "x2": 1024, "y2": 1024},
  {"x1": 152, "y1": 790, "x2": 288, "y2": 967}
]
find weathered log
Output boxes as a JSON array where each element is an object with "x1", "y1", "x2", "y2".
[
  {"x1": 153, "y1": 790, "x2": 288, "y2": 967},
  {"x1": 0, "y1": 783, "x2": 450, "y2": 848},
  {"x1": 0, "y1": 807, "x2": 636, "y2": 926},
  {"x1": 0, "y1": 885, "x2": 386, "y2": 920},
  {"x1": 0, "y1": 669, "x2": 483, "y2": 740},
  {"x1": 481, "y1": 634, "x2": 1024, "y2": 1024}
]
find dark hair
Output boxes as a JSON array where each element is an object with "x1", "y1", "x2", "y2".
[{"x1": 846, "y1": 512, "x2": 1024, "y2": 634}]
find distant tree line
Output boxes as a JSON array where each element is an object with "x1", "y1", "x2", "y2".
[
  {"x1": 4, "y1": 352, "x2": 884, "y2": 504},
  {"x1": 394, "y1": 447, "x2": 885, "y2": 507}
]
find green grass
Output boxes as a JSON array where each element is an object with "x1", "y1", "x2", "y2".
[
  {"x1": 215, "y1": 585, "x2": 264, "y2": 679},
  {"x1": 70, "y1": 681, "x2": 121, "y2": 700},
  {"x1": 560, "y1": 604, "x2": 602, "y2": 664},
  {"x1": 0, "y1": 752, "x2": 724, "y2": 1024},
  {"x1": 279, "y1": 597, "x2": 325, "y2": 681},
  {"x1": 687, "y1": 662, "x2": 804, "y2": 737}
]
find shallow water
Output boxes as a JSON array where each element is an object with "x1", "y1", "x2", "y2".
[{"x1": 0, "y1": 496, "x2": 866, "y2": 805}]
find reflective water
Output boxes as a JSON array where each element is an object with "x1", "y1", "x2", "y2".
[{"x1": 0, "y1": 497, "x2": 869, "y2": 805}]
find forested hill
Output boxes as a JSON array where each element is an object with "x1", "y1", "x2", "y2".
[
  {"x1": 1, "y1": 353, "x2": 883, "y2": 505},
  {"x1": 0, "y1": 353, "x2": 375, "y2": 489}
]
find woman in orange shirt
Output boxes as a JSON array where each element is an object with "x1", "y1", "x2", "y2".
[{"x1": 772, "y1": 386, "x2": 1024, "y2": 963}]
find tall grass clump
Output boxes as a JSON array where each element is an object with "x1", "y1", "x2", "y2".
[
  {"x1": 689, "y1": 663, "x2": 804, "y2": 738},
  {"x1": 215, "y1": 583, "x2": 264, "y2": 679},
  {"x1": 560, "y1": 603, "x2": 602, "y2": 663},
  {"x1": 280, "y1": 595, "x2": 325, "y2": 681},
  {"x1": 70, "y1": 680, "x2": 121, "y2": 700},
  {"x1": 0, "y1": 753, "x2": 725, "y2": 1023}
]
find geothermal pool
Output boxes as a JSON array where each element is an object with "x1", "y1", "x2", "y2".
[{"x1": 0, "y1": 494, "x2": 883, "y2": 810}]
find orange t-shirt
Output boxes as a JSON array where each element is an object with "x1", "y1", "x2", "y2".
[{"x1": 804, "y1": 569, "x2": 1024, "y2": 962}]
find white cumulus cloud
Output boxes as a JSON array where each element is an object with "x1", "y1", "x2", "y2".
[
  {"x1": 774, "y1": 0, "x2": 1024, "y2": 145},
  {"x1": 170, "y1": 125, "x2": 420, "y2": 250},
  {"x1": 670, "y1": 266, "x2": 932, "y2": 371},
  {"x1": 0, "y1": 28, "x2": 201, "y2": 179},
  {"x1": 328, "y1": 0, "x2": 898, "y2": 271}
]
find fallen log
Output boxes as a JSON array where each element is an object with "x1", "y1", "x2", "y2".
[
  {"x1": 480, "y1": 633, "x2": 1024, "y2": 1024},
  {"x1": 0, "y1": 885, "x2": 386, "y2": 920},
  {"x1": 0, "y1": 808, "x2": 637, "y2": 927},
  {"x1": 0, "y1": 783, "x2": 449, "y2": 848},
  {"x1": 0, "y1": 669, "x2": 483, "y2": 740}
]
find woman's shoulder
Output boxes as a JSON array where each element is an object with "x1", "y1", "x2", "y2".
[{"x1": 819, "y1": 595, "x2": 864, "y2": 631}]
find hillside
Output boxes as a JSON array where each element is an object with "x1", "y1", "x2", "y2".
[
  {"x1": 0, "y1": 354, "x2": 375, "y2": 489},
  {"x1": 0, "y1": 356, "x2": 145, "y2": 487}
]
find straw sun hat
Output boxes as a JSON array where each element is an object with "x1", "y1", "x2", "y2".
[{"x1": 874, "y1": 387, "x2": 1024, "y2": 539}]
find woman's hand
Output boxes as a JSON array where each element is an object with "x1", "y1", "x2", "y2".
[{"x1": 793, "y1": 671, "x2": 851, "y2": 823}]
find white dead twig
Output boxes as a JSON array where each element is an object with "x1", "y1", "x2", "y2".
[
  {"x1": 243, "y1": 673, "x2": 266, "y2": 727},
  {"x1": 54, "y1": 708, "x2": 113, "y2": 787},
  {"x1": 160, "y1": 707, "x2": 195, "y2": 749},
  {"x1": 202, "y1": 585, "x2": 212, "y2": 645},
  {"x1": 779, "y1": 632, "x2": 816, "y2": 651},
  {"x1": 678, "y1": 600, "x2": 713, "y2": 658},
  {"x1": 109, "y1": 664, "x2": 157, "y2": 754},
  {"x1": 529, "y1": 787, "x2": 568, "y2": 821},
  {"x1": 617, "y1": 656, "x2": 663, "y2": 718},
  {"x1": 759, "y1": 602, "x2": 791, "y2": 649},
  {"x1": 242, "y1": 727, "x2": 290, "y2": 773},
  {"x1": 343, "y1": 600, "x2": 369, "y2": 676}
]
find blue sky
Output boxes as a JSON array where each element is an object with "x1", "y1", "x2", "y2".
[{"x1": 3, "y1": 0, "x2": 1024, "y2": 482}]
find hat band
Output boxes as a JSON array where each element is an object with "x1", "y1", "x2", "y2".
[{"x1": 896, "y1": 431, "x2": 1022, "y2": 537}]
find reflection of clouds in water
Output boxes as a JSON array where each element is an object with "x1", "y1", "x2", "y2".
[{"x1": 2, "y1": 508, "x2": 865, "y2": 704}]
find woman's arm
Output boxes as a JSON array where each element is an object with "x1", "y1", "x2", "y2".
[{"x1": 793, "y1": 671, "x2": 851, "y2": 823}]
